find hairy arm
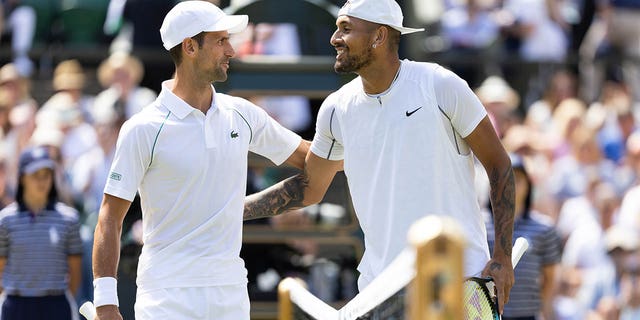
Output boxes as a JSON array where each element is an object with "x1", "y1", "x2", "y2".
[
  {"x1": 244, "y1": 152, "x2": 342, "y2": 220},
  {"x1": 466, "y1": 116, "x2": 515, "y2": 313}
]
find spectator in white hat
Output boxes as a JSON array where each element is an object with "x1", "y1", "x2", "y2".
[
  {"x1": 244, "y1": 0, "x2": 516, "y2": 315},
  {"x1": 90, "y1": 1, "x2": 309, "y2": 319}
]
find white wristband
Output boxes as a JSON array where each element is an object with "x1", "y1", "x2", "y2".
[{"x1": 93, "y1": 277, "x2": 119, "y2": 307}]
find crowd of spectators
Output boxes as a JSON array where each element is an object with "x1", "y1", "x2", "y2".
[{"x1": 0, "y1": 0, "x2": 638, "y2": 319}]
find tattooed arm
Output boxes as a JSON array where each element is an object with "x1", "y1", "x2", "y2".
[
  {"x1": 244, "y1": 152, "x2": 343, "y2": 220},
  {"x1": 465, "y1": 116, "x2": 515, "y2": 314}
]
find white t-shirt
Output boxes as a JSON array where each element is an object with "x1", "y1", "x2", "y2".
[
  {"x1": 104, "y1": 80, "x2": 301, "y2": 291},
  {"x1": 311, "y1": 60, "x2": 490, "y2": 289}
]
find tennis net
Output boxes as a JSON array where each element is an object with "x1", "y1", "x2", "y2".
[{"x1": 279, "y1": 216, "x2": 466, "y2": 320}]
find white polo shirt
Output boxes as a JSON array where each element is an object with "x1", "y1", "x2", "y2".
[
  {"x1": 311, "y1": 60, "x2": 490, "y2": 289},
  {"x1": 104, "y1": 80, "x2": 301, "y2": 291}
]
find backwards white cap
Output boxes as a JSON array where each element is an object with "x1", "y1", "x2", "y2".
[
  {"x1": 338, "y1": 0, "x2": 424, "y2": 35},
  {"x1": 160, "y1": 1, "x2": 248, "y2": 50}
]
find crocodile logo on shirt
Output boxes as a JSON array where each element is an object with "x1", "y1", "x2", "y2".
[{"x1": 230, "y1": 130, "x2": 239, "y2": 138}]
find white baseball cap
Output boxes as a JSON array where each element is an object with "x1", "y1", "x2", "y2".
[
  {"x1": 338, "y1": 0, "x2": 424, "y2": 35},
  {"x1": 160, "y1": 1, "x2": 248, "y2": 50}
]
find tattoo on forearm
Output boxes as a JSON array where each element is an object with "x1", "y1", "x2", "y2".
[
  {"x1": 243, "y1": 173, "x2": 309, "y2": 220},
  {"x1": 489, "y1": 166, "x2": 515, "y2": 256}
]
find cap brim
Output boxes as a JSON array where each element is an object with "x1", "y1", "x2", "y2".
[
  {"x1": 389, "y1": 25, "x2": 425, "y2": 35},
  {"x1": 204, "y1": 15, "x2": 248, "y2": 34},
  {"x1": 23, "y1": 159, "x2": 55, "y2": 175}
]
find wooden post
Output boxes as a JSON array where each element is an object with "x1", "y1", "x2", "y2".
[
  {"x1": 407, "y1": 215, "x2": 465, "y2": 320},
  {"x1": 278, "y1": 277, "x2": 295, "y2": 320}
]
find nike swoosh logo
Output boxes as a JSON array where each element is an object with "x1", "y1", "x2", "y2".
[{"x1": 405, "y1": 107, "x2": 422, "y2": 117}]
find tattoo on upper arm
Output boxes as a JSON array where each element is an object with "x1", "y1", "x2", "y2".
[
  {"x1": 243, "y1": 173, "x2": 309, "y2": 220},
  {"x1": 489, "y1": 166, "x2": 515, "y2": 256}
]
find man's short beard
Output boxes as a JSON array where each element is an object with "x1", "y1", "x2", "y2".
[
  {"x1": 212, "y1": 67, "x2": 228, "y2": 83},
  {"x1": 334, "y1": 46, "x2": 374, "y2": 74}
]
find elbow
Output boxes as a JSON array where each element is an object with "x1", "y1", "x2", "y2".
[{"x1": 303, "y1": 194, "x2": 323, "y2": 207}]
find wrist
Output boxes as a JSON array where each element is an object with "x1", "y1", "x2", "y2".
[{"x1": 93, "y1": 277, "x2": 119, "y2": 307}]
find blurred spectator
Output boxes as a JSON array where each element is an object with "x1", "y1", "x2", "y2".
[
  {"x1": 617, "y1": 132, "x2": 640, "y2": 231},
  {"x1": 579, "y1": 0, "x2": 640, "y2": 104},
  {"x1": 525, "y1": 69, "x2": 578, "y2": 134},
  {"x1": 0, "y1": 146, "x2": 83, "y2": 320},
  {"x1": 440, "y1": 0, "x2": 500, "y2": 86},
  {"x1": 585, "y1": 78, "x2": 637, "y2": 164},
  {"x1": 0, "y1": 63, "x2": 33, "y2": 107},
  {"x1": 567, "y1": 224, "x2": 639, "y2": 320},
  {"x1": 0, "y1": 0, "x2": 36, "y2": 76},
  {"x1": 560, "y1": 181, "x2": 621, "y2": 312},
  {"x1": 104, "y1": 0, "x2": 176, "y2": 49},
  {"x1": 0, "y1": 63, "x2": 37, "y2": 168},
  {"x1": 485, "y1": 154, "x2": 562, "y2": 320},
  {"x1": 475, "y1": 75, "x2": 520, "y2": 137},
  {"x1": 104, "y1": 0, "x2": 177, "y2": 90},
  {"x1": 547, "y1": 124, "x2": 618, "y2": 205},
  {"x1": 36, "y1": 92, "x2": 97, "y2": 169},
  {"x1": 239, "y1": 22, "x2": 313, "y2": 134},
  {"x1": 499, "y1": 0, "x2": 570, "y2": 106},
  {"x1": 35, "y1": 92, "x2": 97, "y2": 207},
  {"x1": 500, "y1": 0, "x2": 569, "y2": 62},
  {"x1": 94, "y1": 51, "x2": 157, "y2": 123},
  {"x1": 620, "y1": 258, "x2": 640, "y2": 320},
  {"x1": 70, "y1": 94, "x2": 120, "y2": 216},
  {"x1": 51, "y1": 59, "x2": 95, "y2": 122},
  {"x1": 548, "y1": 97, "x2": 587, "y2": 158}
]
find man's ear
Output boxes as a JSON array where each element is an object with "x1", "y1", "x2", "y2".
[
  {"x1": 182, "y1": 38, "x2": 197, "y2": 57},
  {"x1": 373, "y1": 26, "x2": 388, "y2": 48}
]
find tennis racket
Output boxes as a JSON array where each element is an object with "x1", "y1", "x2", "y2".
[
  {"x1": 463, "y1": 237, "x2": 529, "y2": 320},
  {"x1": 79, "y1": 301, "x2": 96, "y2": 320}
]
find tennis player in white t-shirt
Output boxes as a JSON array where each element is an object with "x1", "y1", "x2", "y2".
[
  {"x1": 91, "y1": 2, "x2": 308, "y2": 320},
  {"x1": 244, "y1": 0, "x2": 516, "y2": 314}
]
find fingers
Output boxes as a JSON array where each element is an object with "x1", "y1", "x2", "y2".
[
  {"x1": 481, "y1": 259, "x2": 514, "y2": 315},
  {"x1": 493, "y1": 269, "x2": 514, "y2": 315}
]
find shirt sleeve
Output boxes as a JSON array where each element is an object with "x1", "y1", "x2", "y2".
[
  {"x1": 246, "y1": 100, "x2": 302, "y2": 166},
  {"x1": 103, "y1": 118, "x2": 152, "y2": 201},
  {"x1": 65, "y1": 211, "x2": 84, "y2": 256},
  {"x1": 310, "y1": 93, "x2": 344, "y2": 161},
  {"x1": 433, "y1": 66, "x2": 487, "y2": 138}
]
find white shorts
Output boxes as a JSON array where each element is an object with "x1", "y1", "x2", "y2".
[{"x1": 134, "y1": 285, "x2": 250, "y2": 320}]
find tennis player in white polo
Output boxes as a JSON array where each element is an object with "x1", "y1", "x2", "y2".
[
  {"x1": 90, "y1": 1, "x2": 308, "y2": 319},
  {"x1": 244, "y1": 0, "x2": 516, "y2": 315}
]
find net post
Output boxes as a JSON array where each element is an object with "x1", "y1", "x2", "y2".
[
  {"x1": 407, "y1": 215, "x2": 465, "y2": 320},
  {"x1": 278, "y1": 277, "x2": 295, "y2": 320}
]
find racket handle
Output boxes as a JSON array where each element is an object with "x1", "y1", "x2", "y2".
[
  {"x1": 79, "y1": 301, "x2": 97, "y2": 320},
  {"x1": 511, "y1": 237, "x2": 529, "y2": 268}
]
